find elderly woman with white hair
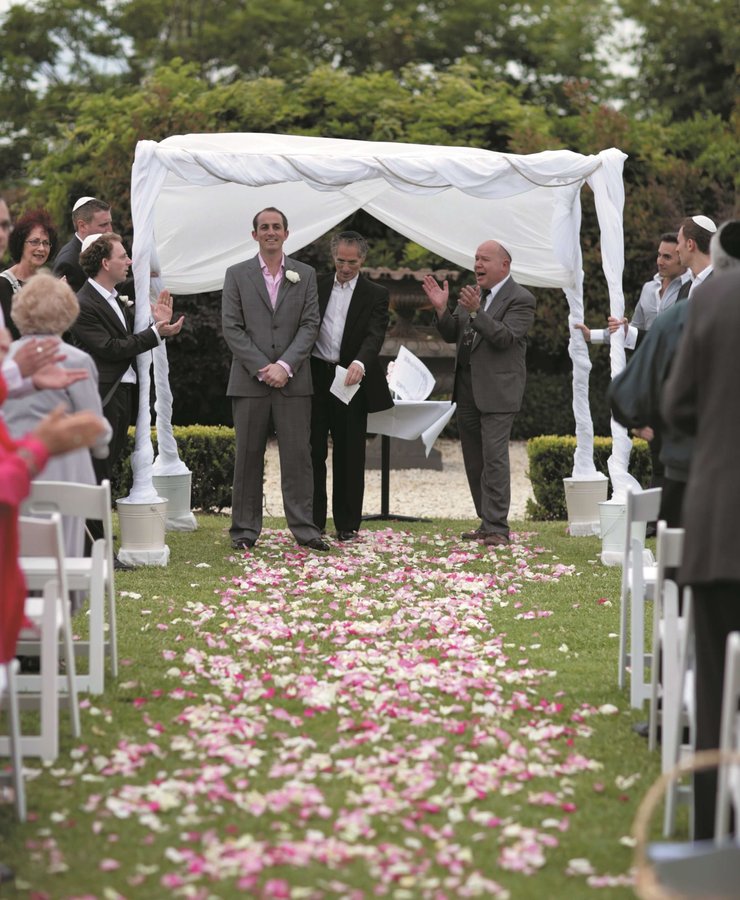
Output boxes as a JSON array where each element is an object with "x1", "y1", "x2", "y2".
[{"x1": 3, "y1": 273, "x2": 112, "y2": 560}]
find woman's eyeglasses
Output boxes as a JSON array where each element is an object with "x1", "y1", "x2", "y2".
[{"x1": 25, "y1": 238, "x2": 51, "y2": 248}]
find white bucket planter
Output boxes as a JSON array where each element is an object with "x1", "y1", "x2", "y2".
[
  {"x1": 152, "y1": 472, "x2": 197, "y2": 532},
  {"x1": 599, "y1": 500, "x2": 647, "y2": 566},
  {"x1": 117, "y1": 498, "x2": 170, "y2": 567},
  {"x1": 563, "y1": 475, "x2": 608, "y2": 536}
]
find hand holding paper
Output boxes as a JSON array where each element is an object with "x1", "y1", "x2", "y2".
[{"x1": 330, "y1": 366, "x2": 361, "y2": 405}]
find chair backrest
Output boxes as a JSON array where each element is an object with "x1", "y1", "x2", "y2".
[
  {"x1": 627, "y1": 487, "x2": 663, "y2": 528},
  {"x1": 22, "y1": 480, "x2": 113, "y2": 562},
  {"x1": 18, "y1": 513, "x2": 68, "y2": 596},
  {"x1": 22, "y1": 480, "x2": 111, "y2": 533},
  {"x1": 621, "y1": 487, "x2": 662, "y2": 596},
  {"x1": 656, "y1": 522, "x2": 684, "y2": 579}
]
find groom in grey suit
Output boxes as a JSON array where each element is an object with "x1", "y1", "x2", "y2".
[
  {"x1": 423, "y1": 240, "x2": 536, "y2": 546},
  {"x1": 222, "y1": 207, "x2": 328, "y2": 551}
]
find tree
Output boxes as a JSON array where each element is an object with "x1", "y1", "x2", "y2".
[{"x1": 619, "y1": 0, "x2": 738, "y2": 121}]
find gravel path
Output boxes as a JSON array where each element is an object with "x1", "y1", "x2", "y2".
[{"x1": 263, "y1": 439, "x2": 533, "y2": 521}]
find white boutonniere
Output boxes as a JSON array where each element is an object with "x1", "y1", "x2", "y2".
[
  {"x1": 285, "y1": 270, "x2": 300, "y2": 284},
  {"x1": 118, "y1": 295, "x2": 134, "y2": 308}
]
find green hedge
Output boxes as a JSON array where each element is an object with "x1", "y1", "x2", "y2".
[
  {"x1": 111, "y1": 426, "x2": 235, "y2": 512},
  {"x1": 526, "y1": 434, "x2": 652, "y2": 521}
]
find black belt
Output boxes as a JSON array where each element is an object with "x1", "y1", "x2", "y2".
[{"x1": 312, "y1": 357, "x2": 338, "y2": 370}]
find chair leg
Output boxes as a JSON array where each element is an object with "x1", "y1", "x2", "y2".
[
  {"x1": 107, "y1": 579, "x2": 118, "y2": 679},
  {"x1": 618, "y1": 588, "x2": 628, "y2": 690},
  {"x1": 2, "y1": 661, "x2": 26, "y2": 822}
]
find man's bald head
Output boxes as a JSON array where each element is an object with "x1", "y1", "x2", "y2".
[{"x1": 474, "y1": 240, "x2": 512, "y2": 290}]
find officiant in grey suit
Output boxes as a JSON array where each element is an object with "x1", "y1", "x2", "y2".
[
  {"x1": 222, "y1": 207, "x2": 328, "y2": 552},
  {"x1": 310, "y1": 231, "x2": 393, "y2": 542},
  {"x1": 422, "y1": 240, "x2": 535, "y2": 546}
]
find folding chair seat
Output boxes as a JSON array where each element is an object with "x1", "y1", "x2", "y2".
[
  {"x1": 715, "y1": 631, "x2": 740, "y2": 841},
  {"x1": 616, "y1": 487, "x2": 662, "y2": 707},
  {"x1": 0, "y1": 659, "x2": 26, "y2": 821},
  {"x1": 22, "y1": 480, "x2": 117, "y2": 693}
]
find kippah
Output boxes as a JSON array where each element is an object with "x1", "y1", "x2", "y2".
[
  {"x1": 691, "y1": 214, "x2": 717, "y2": 233},
  {"x1": 73, "y1": 196, "x2": 97, "y2": 212},
  {"x1": 80, "y1": 233, "x2": 104, "y2": 253}
]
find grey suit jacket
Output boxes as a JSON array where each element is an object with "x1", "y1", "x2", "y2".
[
  {"x1": 662, "y1": 270, "x2": 740, "y2": 585},
  {"x1": 222, "y1": 255, "x2": 320, "y2": 397},
  {"x1": 438, "y1": 276, "x2": 536, "y2": 413}
]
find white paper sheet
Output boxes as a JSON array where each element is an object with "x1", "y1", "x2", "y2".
[
  {"x1": 387, "y1": 346, "x2": 435, "y2": 401},
  {"x1": 329, "y1": 365, "x2": 361, "y2": 405}
]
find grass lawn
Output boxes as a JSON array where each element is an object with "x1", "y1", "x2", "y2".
[{"x1": 0, "y1": 515, "x2": 671, "y2": 898}]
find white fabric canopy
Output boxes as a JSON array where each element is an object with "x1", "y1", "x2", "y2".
[{"x1": 128, "y1": 133, "x2": 637, "y2": 508}]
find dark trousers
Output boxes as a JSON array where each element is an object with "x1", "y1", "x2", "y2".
[
  {"x1": 310, "y1": 357, "x2": 368, "y2": 533},
  {"x1": 455, "y1": 366, "x2": 515, "y2": 536},
  {"x1": 88, "y1": 382, "x2": 135, "y2": 546},
  {"x1": 230, "y1": 393, "x2": 318, "y2": 544},
  {"x1": 659, "y1": 476, "x2": 686, "y2": 528},
  {"x1": 692, "y1": 582, "x2": 740, "y2": 839},
  {"x1": 93, "y1": 382, "x2": 135, "y2": 485}
]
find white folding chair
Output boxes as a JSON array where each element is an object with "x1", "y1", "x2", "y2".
[
  {"x1": 616, "y1": 487, "x2": 661, "y2": 707},
  {"x1": 649, "y1": 523, "x2": 686, "y2": 752},
  {"x1": 15, "y1": 514, "x2": 80, "y2": 760},
  {"x1": 0, "y1": 659, "x2": 27, "y2": 821},
  {"x1": 644, "y1": 522, "x2": 696, "y2": 835},
  {"x1": 715, "y1": 631, "x2": 740, "y2": 841},
  {"x1": 22, "y1": 480, "x2": 117, "y2": 692}
]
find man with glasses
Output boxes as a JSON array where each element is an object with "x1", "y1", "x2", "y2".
[{"x1": 310, "y1": 231, "x2": 393, "y2": 541}]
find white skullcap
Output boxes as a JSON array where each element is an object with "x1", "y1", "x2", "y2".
[
  {"x1": 80, "y1": 233, "x2": 104, "y2": 254},
  {"x1": 691, "y1": 214, "x2": 717, "y2": 233},
  {"x1": 73, "y1": 196, "x2": 98, "y2": 212}
]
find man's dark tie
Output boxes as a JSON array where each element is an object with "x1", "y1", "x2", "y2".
[{"x1": 458, "y1": 292, "x2": 490, "y2": 367}]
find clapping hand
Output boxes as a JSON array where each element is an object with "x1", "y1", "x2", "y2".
[
  {"x1": 421, "y1": 275, "x2": 450, "y2": 313},
  {"x1": 152, "y1": 289, "x2": 185, "y2": 337}
]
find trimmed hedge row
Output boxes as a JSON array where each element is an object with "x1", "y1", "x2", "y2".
[
  {"x1": 111, "y1": 426, "x2": 235, "y2": 512},
  {"x1": 112, "y1": 428, "x2": 652, "y2": 521},
  {"x1": 526, "y1": 434, "x2": 652, "y2": 521}
]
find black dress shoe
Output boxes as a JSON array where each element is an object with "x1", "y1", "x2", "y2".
[
  {"x1": 302, "y1": 538, "x2": 330, "y2": 551},
  {"x1": 114, "y1": 557, "x2": 135, "y2": 571},
  {"x1": 232, "y1": 538, "x2": 256, "y2": 550},
  {"x1": 336, "y1": 530, "x2": 359, "y2": 542},
  {"x1": 17, "y1": 655, "x2": 41, "y2": 674},
  {"x1": 632, "y1": 720, "x2": 649, "y2": 739},
  {"x1": 461, "y1": 528, "x2": 485, "y2": 540},
  {"x1": 0, "y1": 862, "x2": 14, "y2": 884}
]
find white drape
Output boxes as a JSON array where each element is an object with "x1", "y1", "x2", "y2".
[{"x1": 128, "y1": 134, "x2": 629, "y2": 503}]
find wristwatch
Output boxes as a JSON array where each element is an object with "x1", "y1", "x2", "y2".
[{"x1": 469, "y1": 310, "x2": 478, "y2": 319}]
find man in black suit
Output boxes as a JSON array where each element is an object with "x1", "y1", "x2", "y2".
[
  {"x1": 310, "y1": 231, "x2": 393, "y2": 541},
  {"x1": 52, "y1": 197, "x2": 113, "y2": 291},
  {"x1": 70, "y1": 232, "x2": 184, "y2": 483}
]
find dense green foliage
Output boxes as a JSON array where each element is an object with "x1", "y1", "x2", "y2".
[{"x1": 527, "y1": 435, "x2": 652, "y2": 520}]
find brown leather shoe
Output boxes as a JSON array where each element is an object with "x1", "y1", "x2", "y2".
[
  {"x1": 483, "y1": 532, "x2": 509, "y2": 547},
  {"x1": 461, "y1": 528, "x2": 486, "y2": 540}
]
